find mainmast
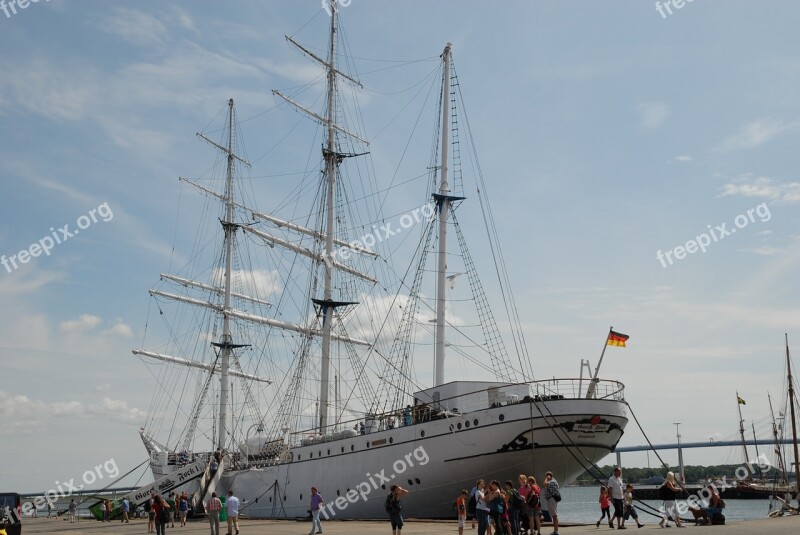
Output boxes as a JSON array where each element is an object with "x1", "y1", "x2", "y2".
[
  {"x1": 786, "y1": 334, "x2": 800, "y2": 502},
  {"x1": 318, "y1": 5, "x2": 338, "y2": 435},
  {"x1": 433, "y1": 43, "x2": 453, "y2": 387},
  {"x1": 768, "y1": 393, "x2": 788, "y2": 485},
  {"x1": 216, "y1": 99, "x2": 238, "y2": 451},
  {"x1": 737, "y1": 390, "x2": 752, "y2": 480}
]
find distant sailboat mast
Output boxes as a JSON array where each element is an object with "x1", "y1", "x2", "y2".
[{"x1": 786, "y1": 334, "x2": 800, "y2": 501}]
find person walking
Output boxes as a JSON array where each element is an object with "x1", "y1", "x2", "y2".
[
  {"x1": 608, "y1": 467, "x2": 625, "y2": 529},
  {"x1": 68, "y1": 498, "x2": 77, "y2": 523},
  {"x1": 46, "y1": 499, "x2": 52, "y2": 518},
  {"x1": 206, "y1": 492, "x2": 222, "y2": 535},
  {"x1": 596, "y1": 486, "x2": 612, "y2": 528},
  {"x1": 623, "y1": 484, "x2": 643, "y2": 528},
  {"x1": 659, "y1": 472, "x2": 684, "y2": 528},
  {"x1": 146, "y1": 493, "x2": 156, "y2": 533},
  {"x1": 121, "y1": 497, "x2": 130, "y2": 523},
  {"x1": 152, "y1": 494, "x2": 170, "y2": 535},
  {"x1": 386, "y1": 484, "x2": 409, "y2": 535},
  {"x1": 166, "y1": 493, "x2": 176, "y2": 528},
  {"x1": 226, "y1": 490, "x2": 241, "y2": 535},
  {"x1": 179, "y1": 493, "x2": 189, "y2": 527},
  {"x1": 309, "y1": 487, "x2": 324, "y2": 535},
  {"x1": 542, "y1": 472, "x2": 560, "y2": 535},
  {"x1": 504, "y1": 480, "x2": 523, "y2": 535}
]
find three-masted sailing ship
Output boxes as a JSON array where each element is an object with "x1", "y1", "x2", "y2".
[{"x1": 132, "y1": 5, "x2": 629, "y2": 518}]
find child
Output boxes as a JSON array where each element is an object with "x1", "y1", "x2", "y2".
[
  {"x1": 623, "y1": 484, "x2": 644, "y2": 528},
  {"x1": 456, "y1": 489, "x2": 469, "y2": 535},
  {"x1": 596, "y1": 486, "x2": 612, "y2": 528}
]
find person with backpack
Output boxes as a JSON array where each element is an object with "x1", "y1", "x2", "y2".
[
  {"x1": 475, "y1": 480, "x2": 491, "y2": 535},
  {"x1": 151, "y1": 494, "x2": 170, "y2": 535},
  {"x1": 485, "y1": 481, "x2": 506, "y2": 535},
  {"x1": 526, "y1": 476, "x2": 542, "y2": 535},
  {"x1": 542, "y1": 472, "x2": 561, "y2": 535},
  {"x1": 456, "y1": 489, "x2": 469, "y2": 535},
  {"x1": 469, "y1": 481, "x2": 480, "y2": 530},
  {"x1": 386, "y1": 484, "x2": 409, "y2": 535},
  {"x1": 504, "y1": 480, "x2": 523, "y2": 535},
  {"x1": 145, "y1": 493, "x2": 156, "y2": 533}
]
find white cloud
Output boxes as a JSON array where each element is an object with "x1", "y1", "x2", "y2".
[
  {"x1": 716, "y1": 119, "x2": 799, "y2": 152},
  {"x1": 636, "y1": 102, "x2": 670, "y2": 130},
  {"x1": 0, "y1": 389, "x2": 146, "y2": 434},
  {"x1": 674, "y1": 155, "x2": 692, "y2": 162},
  {"x1": 103, "y1": 322, "x2": 134, "y2": 338},
  {"x1": 59, "y1": 314, "x2": 102, "y2": 333},
  {"x1": 94, "y1": 7, "x2": 169, "y2": 48},
  {"x1": 719, "y1": 175, "x2": 800, "y2": 203}
]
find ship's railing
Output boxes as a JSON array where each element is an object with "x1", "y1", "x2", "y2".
[{"x1": 278, "y1": 378, "x2": 625, "y2": 451}]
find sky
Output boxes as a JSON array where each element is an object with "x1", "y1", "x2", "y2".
[{"x1": 1, "y1": 0, "x2": 799, "y2": 492}]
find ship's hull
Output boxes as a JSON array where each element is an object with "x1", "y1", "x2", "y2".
[{"x1": 150, "y1": 397, "x2": 627, "y2": 519}]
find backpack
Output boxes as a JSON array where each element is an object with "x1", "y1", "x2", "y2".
[
  {"x1": 385, "y1": 493, "x2": 400, "y2": 514},
  {"x1": 491, "y1": 497, "x2": 504, "y2": 514},
  {"x1": 467, "y1": 494, "x2": 477, "y2": 514},
  {"x1": 509, "y1": 489, "x2": 524, "y2": 509},
  {"x1": 526, "y1": 489, "x2": 540, "y2": 508}
]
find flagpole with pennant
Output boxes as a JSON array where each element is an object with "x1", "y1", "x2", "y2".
[{"x1": 586, "y1": 326, "x2": 629, "y2": 399}]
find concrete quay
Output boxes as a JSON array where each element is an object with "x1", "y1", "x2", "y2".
[{"x1": 14, "y1": 514, "x2": 800, "y2": 535}]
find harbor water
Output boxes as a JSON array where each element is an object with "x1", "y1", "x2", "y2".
[{"x1": 555, "y1": 486, "x2": 776, "y2": 524}]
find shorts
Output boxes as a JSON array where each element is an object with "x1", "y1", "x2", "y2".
[
  {"x1": 546, "y1": 497, "x2": 558, "y2": 517},
  {"x1": 612, "y1": 498, "x2": 624, "y2": 518},
  {"x1": 389, "y1": 511, "x2": 404, "y2": 529},
  {"x1": 458, "y1": 516, "x2": 466, "y2": 528}
]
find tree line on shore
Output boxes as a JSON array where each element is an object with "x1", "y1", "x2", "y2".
[{"x1": 574, "y1": 464, "x2": 784, "y2": 485}]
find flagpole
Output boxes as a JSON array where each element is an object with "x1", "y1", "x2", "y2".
[{"x1": 586, "y1": 326, "x2": 612, "y2": 399}]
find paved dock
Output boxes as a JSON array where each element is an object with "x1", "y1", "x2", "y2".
[{"x1": 15, "y1": 514, "x2": 800, "y2": 535}]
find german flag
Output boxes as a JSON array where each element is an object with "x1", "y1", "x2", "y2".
[
  {"x1": 737, "y1": 396, "x2": 746, "y2": 405},
  {"x1": 607, "y1": 330, "x2": 629, "y2": 347}
]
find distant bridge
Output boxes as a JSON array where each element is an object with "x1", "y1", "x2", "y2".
[{"x1": 615, "y1": 438, "x2": 797, "y2": 453}]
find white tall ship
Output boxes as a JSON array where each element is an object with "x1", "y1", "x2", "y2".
[{"x1": 133, "y1": 4, "x2": 628, "y2": 519}]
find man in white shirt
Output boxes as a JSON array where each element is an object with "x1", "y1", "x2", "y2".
[
  {"x1": 226, "y1": 490, "x2": 241, "y2": 535},
  {"x1": 608, "y1": 467, "x2": 625, "y2": 529}
]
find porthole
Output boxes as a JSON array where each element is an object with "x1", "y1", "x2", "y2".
[
  {"x1": 337, "y1": 490, "x2": 340, "y2": 496},
  {"x1": 318, "y1": 451, "x2": 322, "y2": 457},
  {"x1": 341, "y1": 447, "x2": 345, "y2": 453},
  {"x1": 457, "y1": 423, "x2": 462, "y2": 430},
  {"x1": 415, "y1": 478, "x2": 421, "y2": 484},
  {"x1": 351, "y1": 445, "x2": 355, "y2": 451},
  {"x1": 389, "y1": 437, "x2": 394, "y2": 444},
  {"x1": 367, "y1": 442, "x2": 370, "y2": 448},
  {"x1": 465, "y1": 421, "x2": 471, "y2": 428},
  {"x1": 327, "y1": 449, "x2": 330, "y2": 455},
  {"x1": 499, "y1": 414, "x2": 505, "y2": 422},
  {"x1": 449, "y1": 424, "x2": 454, "y2": 431},
  {"x1": 408, "y1": 479, "x2": 413, "y2": 486},
  {"x1": 298, "y1": 454, "x2": 301, "y2": 460},
  {"x1": 300, "y1": 494, "x2": 303, "y2": 501},
  {"x1": 309, "y1": 452, "x2": 313, "y2": 458},
  {"x1": 474, "y1": 419, "x2": 479, "y2": 426},
  {"x1": 420, "y1": 430, "x2": 425, "y2": 437},
  {"x1": 283, "y1": 496, "x2": 286, "y2": 501},
  {"x1": 381, "y1": 484, "x2": 386, "y2": 490},
  {"x1": 269, "y1": 497, "x2": 272, "y2": 503}
]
